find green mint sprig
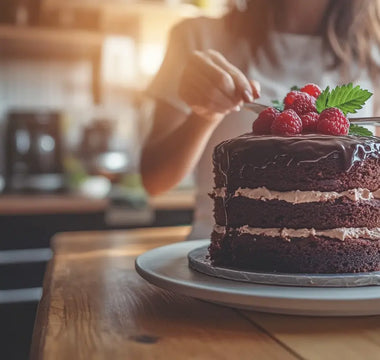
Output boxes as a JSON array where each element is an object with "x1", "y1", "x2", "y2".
[
  {"x1": 315, "y1": 83, "x2": 372, "y2": 115},
  {"x1": 315, "y1": 86, "x2": 330, "y2": 113},
  {"x1": 349, "y1": 125, "x2": 373, "y2": 136},
  {"x1": 348, "y1": 124, "x2": 373, "y2": 136},
  {"x1": 271, "y1": 99, "x2": 284, "y2": 111}
]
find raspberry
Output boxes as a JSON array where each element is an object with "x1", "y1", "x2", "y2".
[
  {"x1": 285, "y1": 92, "x2": 317, "y2": 116},
  {"x1": 271, "y1": 109, "x2": 303, "y2": 136},
  {"x1": 300, "y1": 112, "x2": 319, "y2": 132},
  {"x1": 317, "y1": 107, "x2": 350, "y2": 135},
  {"x1": 284, "y1": 90, "x2": 303, "y2": 107},
  {"x1": 252, "y1": 107, "x2": 280, "y2": 134},
  {"x1": 300, "y1": 83, "x2": 322, "y2": 98}
]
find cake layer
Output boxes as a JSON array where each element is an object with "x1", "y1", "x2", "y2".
[
  {"x1": 209, "y1": 231, "x2": 380, "y2": 273},
  {"x1": 213, "y1": 134, "x2": 380, "y2": 192},
  {"x1": 213, "y1": 197, "x2": 380, "y2": 229},
  {"x1": 213, "y1": 225, "x2": 380, "y2": 241},
  {"x1": 212, "y1": 187, "x2": 380, "y2": 203}
]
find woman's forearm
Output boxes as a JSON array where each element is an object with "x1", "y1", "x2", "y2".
[{"x1": 141, "y1": 113, "x2": 221, "y2": 195}]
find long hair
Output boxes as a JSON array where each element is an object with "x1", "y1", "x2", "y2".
[{"x1": 226, "y1": 0, "x2": 380, "y2": 78}]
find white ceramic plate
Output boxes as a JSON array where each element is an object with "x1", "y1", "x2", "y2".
[{"x1": 135, "y1": 240, "x2": 380, "y2": 316}]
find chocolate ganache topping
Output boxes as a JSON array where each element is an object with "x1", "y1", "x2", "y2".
[{"x1": 213, "y1": 134, "x2": 380, "y2": 180}]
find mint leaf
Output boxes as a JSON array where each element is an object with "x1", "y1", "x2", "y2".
[
  {"x1": 326, "y1": 83, "x2": 372, "y2": 115},
  {"x1": 271, "y1": 99, "x2": 284, "y2": 111},
  {"x1": 290, "y1": 85, "x2": 300, "y2": 91},
  {"x1": 316, "y1": 86, "x2": 330, "y2": 113},
  {"x1": 349, "y1": 124, "x2": 373, "y2": 136}
]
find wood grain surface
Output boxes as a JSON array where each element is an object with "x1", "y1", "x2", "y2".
[
  {"x1": 31, "y1": 227, "x2": 380, "y2": 360},
  {"x1": 243, "y1": 311, "x2": 380, "y2": 360}
]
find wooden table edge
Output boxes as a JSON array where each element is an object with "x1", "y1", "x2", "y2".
[{"x1": 30, "y1": 257, "x2": 56, "y2": 360}]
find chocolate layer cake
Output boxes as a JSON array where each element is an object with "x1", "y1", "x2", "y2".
[{"x1": 209, "y1": 134, "x2": 380, "y2": 273}]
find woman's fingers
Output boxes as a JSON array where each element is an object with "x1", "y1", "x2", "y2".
[
  {"x1": 179, "y1": 69, "x2": 238, "y2": 114},
  {"x1": 180, "y1": 85, "x2": 237, "y2": 117},
  {"x1": 179, "y1": 49, "x2": 261, "y2": 120},
  {"x1": 250, "y1": 80, "x2": 261, "y2": 99},
  {"x1": 206, "y1": 50, "x2": 260, "y2": 102},
  {"x1": 190, "y1": 51, "x2": 237, "y2": 99}
]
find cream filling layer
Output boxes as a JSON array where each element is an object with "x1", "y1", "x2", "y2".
[
  {"x1": 212, "y1": 187, "x2": 380, "y2": 204},
  {"x1": 213, "y1": 225, "x2": 380, "y2": 241}
]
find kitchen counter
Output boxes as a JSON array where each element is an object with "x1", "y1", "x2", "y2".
[
  {"x1": 0, "y1": 188, "x2": 194, "y2": 214},
  {"x1": 0, "y1": 194, "x2": 109, "y2": 215}
]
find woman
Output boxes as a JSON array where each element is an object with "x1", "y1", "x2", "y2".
[{"x1": 141, "y1": 0, "x2": 380, "y2": 239}]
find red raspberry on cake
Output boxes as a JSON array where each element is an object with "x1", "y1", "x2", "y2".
[
  {"x1": 271, "y1": 109, "x2": 303, "y2": 136},
  {"x1": 300, "y1": 112, "x2": 319, "y2": 132},
  {"x1": 300, "y1": 83, "x2": 322, "y2": 98},
  {"x1": 252, "y1": 107, "x2": 280, "y2": 135},
  {"x1": 284, "y1": 92, "x2": 317, "y2": 116},
  {"x1": 284, "y1": 90, "x2": 301, "y2": 107},
  {"x1": 317, "y1": 107, "x2": 350, "y2": 135}
]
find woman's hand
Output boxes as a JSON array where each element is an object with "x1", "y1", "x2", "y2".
[{"x1": 179, "y1": 49, "x2": 260, "y2": 123}]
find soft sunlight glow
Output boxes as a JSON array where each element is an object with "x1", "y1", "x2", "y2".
[
  {"x1": 102, "y1": 36, "x2": 137, "y2": 86},
  {"x1": 139, "y1": 43, "x2": 165, "y2": 76}
]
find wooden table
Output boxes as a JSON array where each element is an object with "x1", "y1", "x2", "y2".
[{"x1": 31, "y1": 227, "x2": 380, "y2": 360}]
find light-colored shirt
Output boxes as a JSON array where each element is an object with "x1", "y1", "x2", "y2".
[{"x1": 147, "y1": 16, "x2": 375, "y2": 240}]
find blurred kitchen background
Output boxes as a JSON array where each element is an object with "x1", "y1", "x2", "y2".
[{"x1": 0, "y1": 1, "x2": 228, "y2": 359}]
